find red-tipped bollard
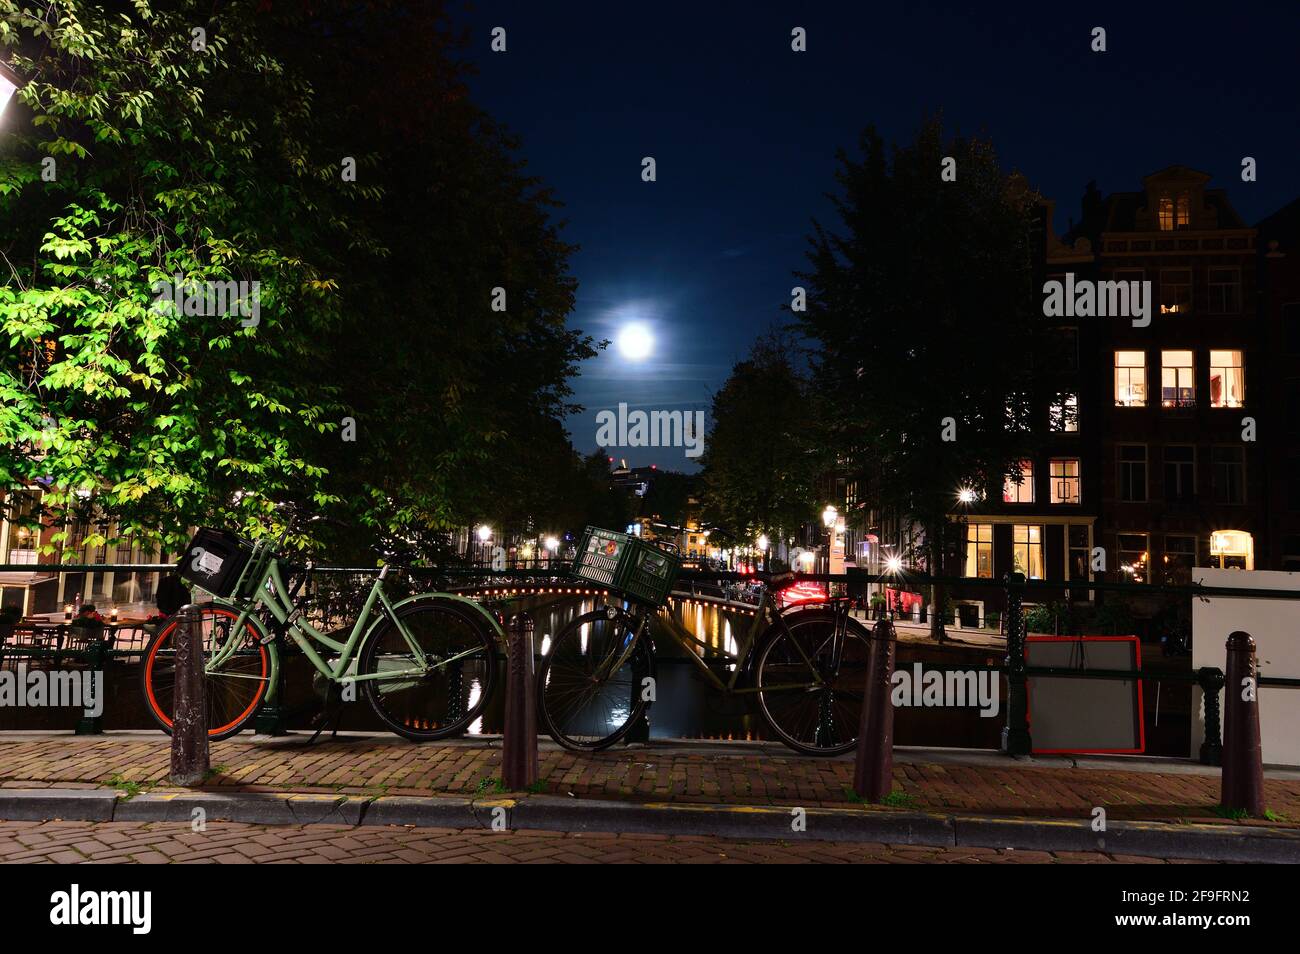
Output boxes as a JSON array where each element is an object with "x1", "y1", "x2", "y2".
[
  {"x1": 169, "y1": 604, "x2": 209, "y2": 786},
  {"x1": 1221, "y1": 631, "x2": 1265, "y2": 816},
  {"x1": 853, "y1": 618, "x2": 897, "y2": 802},
  {"x1": 502, "y1": 612, "x2": 538, "y2": 791}
]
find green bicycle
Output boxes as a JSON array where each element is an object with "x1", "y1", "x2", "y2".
[{"x1": 141, "y1": 525, "x2": 501, "y2": 741}]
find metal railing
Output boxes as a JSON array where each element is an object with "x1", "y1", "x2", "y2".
[{"x1": 1, "y1": 561, "x2": 1295, "y2": 760}]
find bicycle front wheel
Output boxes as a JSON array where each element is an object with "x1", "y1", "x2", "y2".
[
  {"x1": 754, "y1": 609, "x2": 870, "y2": 756},
  {"x1": 537, "y1": 608, "x2": 651, "y2": 751},
  {"x1": 141, "y1": 604, "x2": 271, "y2": 741},
  {"x1": 359, "y1": 601, "x2": 498, "y2": 742}
]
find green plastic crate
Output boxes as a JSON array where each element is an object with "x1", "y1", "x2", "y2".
[{"x1": 571, "y1": 526, "x2": 681, "y2": 606}]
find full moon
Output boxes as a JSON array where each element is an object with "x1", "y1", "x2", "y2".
[{"x1": 616, "y1": 323, "x2": 654, "y2": 361}]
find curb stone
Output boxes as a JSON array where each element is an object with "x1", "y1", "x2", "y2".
[
  {"x1": 1, "y1": 788, "x2": 1297, "y2": 862},
  {"x1": 952, "y1": 815, "x2": 1300, "y2": 863},
  {"x1": 0, "y1": 789, "x2": 118, "y2": 822},
  {"x1": 113, "y1": 791, "x2": 363, "y2": 826},
  {"x1": 511, "y1": 796, "x2": 957, "y2": 845},
  {"x1": 359, "y1": 795, "x2": 476, "y2": 828}
]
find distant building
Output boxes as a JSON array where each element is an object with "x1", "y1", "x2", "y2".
[
  {"x1": 837, "y1": 167, "x2": 1300, "y2": 628},
  {"x1": 1, "y1": 485, "x2": 166, "y2": 618}
]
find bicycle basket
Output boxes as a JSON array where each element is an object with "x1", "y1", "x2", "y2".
[
  {"x1": 177, "y1": 527, "x2": 255, "y2": 598},
  {"x1": 571, "y1": 526, "x2": 680, "y2": 606}
]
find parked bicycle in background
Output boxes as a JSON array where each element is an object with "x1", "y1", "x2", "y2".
[{"x1": 537, "y1": 527, "x2": 872, "y2": 755}]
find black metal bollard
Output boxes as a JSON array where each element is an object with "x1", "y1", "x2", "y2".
[
  {"x1": 502, "y1": 612, "x2": 538, "y2": 791},
  {"x1": 73, "y1": 636, "x2": 108, "y2": 735},
  {"x1": 169, "y1": 604, "x2": 209, "y2": 786},
  {"x1": 1221, "y1": 631, "x2": 1265, "y2": 816},
  {"x1": 1196, "y1": 666, "x2": 1225, "y2": 766},
  {"x1": 853, "y1": 618, "x2": 897, "y2": 802},
  {"x1": 1000, "y1": 572, "x2": 1032, "y2": 756}
]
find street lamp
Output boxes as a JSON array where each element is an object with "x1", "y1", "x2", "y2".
[
  {"x1": 822, "y1": 505, "x2": 838, "y2": 528},
  {"x1": 885, "y1": 555, "x2": 903, "y2": 574},
  {"x1": 476, "y1": 525, "x2": 492, "y2": 543},
  {"x1": 0, "y1": 63, "x2": 24, "y2": 121},
  {"x1": 957, "y1": 487, "x2": 976, "y2": 504}
]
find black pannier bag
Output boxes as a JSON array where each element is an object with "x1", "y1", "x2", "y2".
[{"x1": 177, "y1": 527, "x2": 255, "y2": 598}]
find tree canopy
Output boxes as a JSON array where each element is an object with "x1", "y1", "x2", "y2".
[
  {"x1": 699, "y1": 331, "x2": 826, "y2": 556},
  {"x1": 796, "y1": 117, "x2": 1049, "y2": 635},
  {"x1": 0, "y1": 0, "x2": 597, "y2": 561}
]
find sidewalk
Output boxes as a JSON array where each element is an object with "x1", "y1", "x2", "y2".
[{"x1": 1, "y1": 732, "x2": 1297, "y2": 860}]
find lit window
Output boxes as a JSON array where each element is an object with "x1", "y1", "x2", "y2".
[
  {"x1": 1161, "y1": 350, "x2": 1196, "y2": 407},
  {"x1": 1049, "y1": 458, "x2": 1080, "y2": 505},
  {"x1": 1049, "y1": 393, "x2": 1078, "y2": 432},
  {"x1": 5, "y1": 489, "x2": 42, "y2": 563},
  {"x1": 1159, "y1": 269, "x2": 1192, "y2": 314},
  {"x1": 964, "y1": 523, "x2": 993, "y2": 579},
  {"x1": 1115, "y1": 351, "x2": 1147, "y2": 406},
  {"x1": 1013, "y1": 525, "x2": 1044, "y2": 580},
  {"x1": 1158, "y1": 194, "x2": 1190, "y2": 231},
  {"x1": 1003, "y1": 459, "x2": 1035, "y2": 504},
  {"x1": 1210, "y1": 530, "x2": 1253, "y2": 570},
  {"x1": 1209, "y1": 350, "x2": 1244, "y2": 407},
  {"x1": 1118, "y1": 533, "x2": 1149, "y2": 583}
]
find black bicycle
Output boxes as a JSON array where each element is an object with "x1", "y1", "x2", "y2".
[{"x1": 536, "y1": 528, "x2": 872, "y2": 755}]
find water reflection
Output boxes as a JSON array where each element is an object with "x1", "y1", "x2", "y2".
[{"x1": 476, "y1": 593, "x2": 768, "y2": 742}]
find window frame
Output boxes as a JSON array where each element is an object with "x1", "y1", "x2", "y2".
[
  {"x1": 1118, "y1": 444, "x2": 1148, "y2": 502},
  {"x1": 1114, "y1": 350, "x2": 1148, "y2": 407}
]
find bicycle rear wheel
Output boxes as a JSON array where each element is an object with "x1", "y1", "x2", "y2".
[
  {"x1": 754, "y1": 608, "x2": 870, "y2": 756},
  {"x1": 359, "y1": 601, "x2": 498, "y2": 741},
  {"x1": 537, "y1": 608, "x2": 651, "y2": 751},
  {"x1": 141, "y1": 604, "x2": 271, "y2": 741}
]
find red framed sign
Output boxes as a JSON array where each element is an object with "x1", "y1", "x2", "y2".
[{"x1": 1025, "y1": 635, "x2": 1145, "y2": 755}]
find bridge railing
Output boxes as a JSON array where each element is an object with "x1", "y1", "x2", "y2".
[{"x1": 3, "y1": 562, "x2": 1296, "y2": 756}]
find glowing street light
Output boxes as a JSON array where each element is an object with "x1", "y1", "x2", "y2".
[
  {"x1": 822, "y1": 505, "x2": 839, "y2": 528},
  {"x1": 476, "y1": 525, "x2": 492, "y2": 543},
  {"x1": 885, "y1": 555, "x2": 904, "y2": 574},
  {"x1": 543, "y1": 536, "x2": 559, "y2": 553},
  {"x1": 957, "y1": 487, "x2": 977, "y2": 504},
  {"x1": 0, "y1": 63, "x2": 23, "y2": 122},
  {"x1": 756, "y1": 533, "x2": 769, "y2": 552}
]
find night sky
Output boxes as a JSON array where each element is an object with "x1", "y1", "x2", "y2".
[{"x1": 456, "y1": 1, "x2": 1300, "y2": 471}]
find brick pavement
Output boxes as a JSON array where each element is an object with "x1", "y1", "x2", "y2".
[
  {"x1": 0, "y1": 820, "x2": 1213, "y2": 864},
  {"x1": 1, "y1": 734, "x2": 1296, "y2": 827}
]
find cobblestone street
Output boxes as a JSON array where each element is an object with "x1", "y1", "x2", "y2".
[
  {"x1": 2, "y1": 734, "x2": 1296, "y2": 828},
  {"x1": 0, "y1": 819, "x2": 1214, "y2": 864}
]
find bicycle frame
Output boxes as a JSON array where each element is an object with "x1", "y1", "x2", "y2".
[
  {"x1": 647, "y1": 588, "x2": 841, "y2": 696},
  {"x1": 206, "y1": 543, "x2": 443, "y2": 690}
]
